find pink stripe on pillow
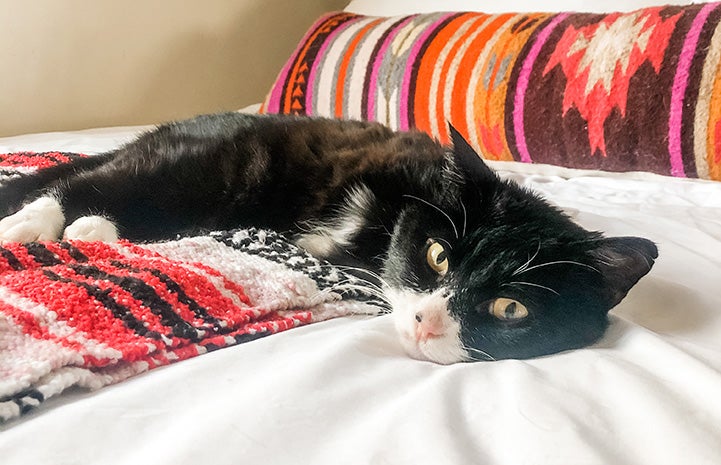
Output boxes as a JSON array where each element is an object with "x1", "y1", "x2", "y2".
[
  {"x1": 668, "y1": 2, "x2": 719, "y2": 177},
  {"x1": 512, "y1": 14, "x2": 569, "y2": 164}
]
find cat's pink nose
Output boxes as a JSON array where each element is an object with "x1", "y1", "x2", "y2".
[{"x1": 414, "y1": 311, "x2": 444, "y2": 342}]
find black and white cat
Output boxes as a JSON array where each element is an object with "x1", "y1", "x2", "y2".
[{"x1": 0, "y1": 112, "x2": 657, "y2": 363}]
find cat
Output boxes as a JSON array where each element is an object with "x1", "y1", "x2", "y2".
[{"x1": 0, "y1": 112, "x2": 658, "y2": 363}]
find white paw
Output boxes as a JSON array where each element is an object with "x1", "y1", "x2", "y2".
[
  {"x1": 0, "y1": 197, "x2": 65, "y2": 243},
  {"x1": 63, "y1": 216, "x2": 119, "y2": 242}
]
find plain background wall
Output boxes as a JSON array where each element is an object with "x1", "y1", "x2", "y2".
[{"x1": 0, "y1": 0, "x2": 347, "y2": 137}]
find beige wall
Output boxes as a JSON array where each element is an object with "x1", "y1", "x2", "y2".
[{"x1": 0, "y1": 0, "x2": 347, "y2": 137}]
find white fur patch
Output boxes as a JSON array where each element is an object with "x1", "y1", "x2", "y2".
[
  {"x1": 0, "y1": 196, "x2": 65, "y2": 243},
  {"x1": 387, "y1": 287, "x2": 467, "y2": 364},
  {"x1": 295, "y1": 184, "x2": 374, "y2": 258},
  {"x1": 64, "y1": 216, "x2": 119, "y2": 242}
]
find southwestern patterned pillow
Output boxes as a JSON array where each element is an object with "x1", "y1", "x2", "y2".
[{"x1": 262, "y1": 4, "x2": 721, "y2": 181}]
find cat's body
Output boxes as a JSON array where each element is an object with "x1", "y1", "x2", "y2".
[{"x1": 0, "y1": 112, "x2": 658, "y2": 363}]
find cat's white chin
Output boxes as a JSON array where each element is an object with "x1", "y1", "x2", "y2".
[
  {"x1": 387, "y1": 287, "x2": 468, "y2": 365},
  {"x1": 398, "y1": 337, "x2": 466, "y2": 365}
]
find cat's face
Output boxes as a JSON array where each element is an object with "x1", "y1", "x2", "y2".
[{"x1": 384, "y1": 128, "x2": 658, "y2": 364}]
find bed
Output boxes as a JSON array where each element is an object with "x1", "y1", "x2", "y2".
[{"x1": 2, "y1": 1, "x2": 721, "y2": 464}]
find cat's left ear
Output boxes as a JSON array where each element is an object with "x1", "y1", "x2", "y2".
[
  {"x1": 591, "y1": 236, "x2": 659, "y2": 310},
  {"x1": 448, "y1": 123, "x2": 496, "y2": 182}
]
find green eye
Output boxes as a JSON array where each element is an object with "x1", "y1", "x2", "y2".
[
  {"x1": 489, "y1": 298, "x2": 529, "y2": 321},
  {"x1": 426, "y1": 239, "x2": 448, "y2": 276}
]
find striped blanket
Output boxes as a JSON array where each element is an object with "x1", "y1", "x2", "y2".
[{"x1": 0, "y1": 152, "x2": 380, "y2": 423}]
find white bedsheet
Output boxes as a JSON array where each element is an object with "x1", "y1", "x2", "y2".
[{"x1": 1, "y1": 125, "x2": 720, "y2": 464}]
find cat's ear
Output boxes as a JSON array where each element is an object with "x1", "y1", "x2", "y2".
[
  {"x1": 448, "y1": 123, "x2": 496, "y2": 182},
  {"x1": 590, "y1": 236, "x2": 658, "y2": 310}
]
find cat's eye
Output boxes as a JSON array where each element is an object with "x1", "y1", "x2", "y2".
[
  {"x1": 425, "y1": 239, "x2": 448, "y2": 276},
  {"x1": 489, "y1": 298, "x2": 529, "y2": 322}
]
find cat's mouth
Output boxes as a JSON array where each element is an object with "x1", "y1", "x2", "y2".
[
  {"x1": 397, "y1": 326, "x2": 467, "y2": 365},
  {"x1": 386, "y1": 287, "x2": 467, "y2": 364}
]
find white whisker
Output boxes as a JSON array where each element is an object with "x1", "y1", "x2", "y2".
[
  {"x1": 334, "y1": 285, "x2": 386, "y2": 301},
  {"x1": 335, "y1": 281, "x2": 386, "y2": 298},
  {"x1": 462, "y1": 345, "x2": 496, "y2": 361},
  {"x1": 516, "y1": 260, "x2": 600, "y2": 275},
  {"x1": 403, "y1": 194, "x2": 459, "y2": 239},
  {"x1": 436, "y1": 237, "x2": 454, "y2": 251},
  {"x1": 332, "y1": 276, "x2": 384, "y2": 295},
  {"x1": 512, "y1": 240, "x2": 541, "y2": 276},
  {"x1": 506, "y1": 281, "x2": 560, "y2": 296},
  {"x1": 331, "y1": 283, "x2": 391, "y2": 307},
  {"x1": 331, "y1": 280, "x2": 390, "y2": 304},
  {"x1": 332, "y1": 265, "x2": 391, "y2": 289}
]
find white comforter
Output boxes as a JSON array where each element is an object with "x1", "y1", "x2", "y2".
[{"x1": 1, "y1": 124, "x2": 720, "y2": 465}]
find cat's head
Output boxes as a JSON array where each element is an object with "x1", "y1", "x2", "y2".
[{"x1": 385, "y1": 127, "x2": 658, "y2": 363}]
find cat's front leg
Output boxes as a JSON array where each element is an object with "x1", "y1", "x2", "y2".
[
  {"x1": 63, "y1": 215, "x2": 119, "y2": 242},
  {"x1": 0, "y1": 196, "x2": 118, "y2": 243},
  {"x1": 0, "y1": 196, "x2": 65, "y2": 243}
]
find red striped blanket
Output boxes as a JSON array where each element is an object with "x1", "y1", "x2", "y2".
[{"x1": 0, "y1": 152, "x2": 380, "y2": 423}]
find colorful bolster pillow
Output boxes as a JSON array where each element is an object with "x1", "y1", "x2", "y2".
[{"x1": 262, "y1": 4, "x2": 721, "y2": 180}]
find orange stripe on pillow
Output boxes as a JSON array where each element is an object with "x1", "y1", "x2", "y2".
[
  {"x1": 449, "y1": 14, "x2": 512, "y2": 151},
  {"x1": 709, "y1": 68, "x2": 721, "y2": 180},
  {"x1": 433, "y1": 14, "x2": 493, "y2": 142},
  {"x1": 413, "y1": 15, "x2": 469, "y2": 139}
]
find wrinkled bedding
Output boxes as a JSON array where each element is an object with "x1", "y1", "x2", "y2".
[{"x1": 0, "y1": 123, "x2": 720, "y2": 465}]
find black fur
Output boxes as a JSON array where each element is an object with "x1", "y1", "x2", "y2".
[{"x1": 0, "y1": 113, "x2": 658, "y2": 360}]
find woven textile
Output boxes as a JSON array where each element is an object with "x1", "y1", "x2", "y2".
[
  {"x1": 0, "y1": 153, "x2": 380, "y2": 423},
  {"x1": 262, "y1": 4, "x2": 721, "y2": 180}
]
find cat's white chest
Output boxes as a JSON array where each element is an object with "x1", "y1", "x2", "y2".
[{"x1": 294, "y1": 184, "x2": 374, "y2": 258}]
